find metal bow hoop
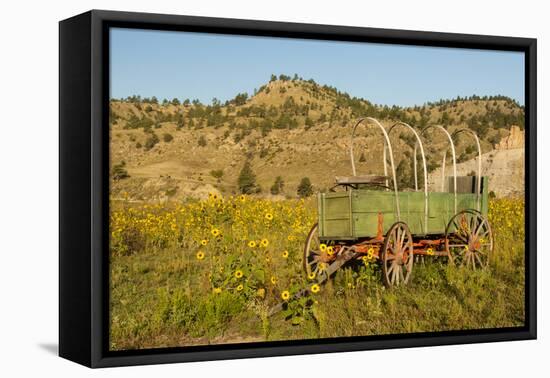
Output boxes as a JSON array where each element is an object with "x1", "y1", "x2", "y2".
[
  {"x1": 387, "y1": 122, "x2": 429, "y2": 233},
  {"x1": 350, "y1": 117, "x2": 400, "y2": 220},
  {"x1": 451, "y1": 128, "x2": 482, "y2": 211},
  {"x1": 415, "y1": 125, "x2": 458, "y2": 215}
]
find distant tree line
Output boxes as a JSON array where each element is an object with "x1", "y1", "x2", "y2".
[{"x1": 111, "y1": 75, "x2": 524, "y2": 143}]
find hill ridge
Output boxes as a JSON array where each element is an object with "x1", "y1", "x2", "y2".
[{"x1": 109, "y1": 77, "x2": 525, "y2": 201}]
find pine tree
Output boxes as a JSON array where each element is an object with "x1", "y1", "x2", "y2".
[
  {"x1": 270, "y1": 176, "x2": 285, "y2": 195},
  {"x1": 297, "y1": 177, "x2": 313, "y2": 197},
  {"x1": 238, "y1": 161, "x2": 258, "y2": 194}
]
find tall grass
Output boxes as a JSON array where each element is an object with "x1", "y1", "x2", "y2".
[{"x1": 109, "y1": 196, "x2": 524, "y2": 350}]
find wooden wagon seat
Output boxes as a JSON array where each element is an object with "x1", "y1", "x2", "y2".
[{"x1": 334, "y1": 175, "x2": 389, "y2": 185}]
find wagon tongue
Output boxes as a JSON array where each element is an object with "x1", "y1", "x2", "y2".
[{"x1": 269, "y1": 249, "x2": 358, "y2": 317}]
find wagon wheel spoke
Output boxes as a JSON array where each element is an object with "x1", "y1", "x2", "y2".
[
  {"x1": 469, "y1": 214, "x2": 478, "y2": 235},
  {"x1": 304, "y1": 223, "x2": 330, "y2": 279},
  {"x1": 382, "y1": 222, "x2": 413, "y2": 288},
  {"x1": 391, "y1": 263, "x2": 399, "y2": 284},
  {"x1": 308, "y1": 249, "x2": 321, "y2": 256},
  {"x1": 398, "y1": 265, "x2": 405, "y2": 283},
  {"x1": 471, "y1": 253, "x2": 478, "y2": 269},
  {"x1": 474, "y1": 253, "x2": 484, "y2": 269},
  {"x1": 472, "y1": 218, "x2": 487, "y2": 239},
  {"x1": 404, "y1": 251, "x2": 413, "y2": 268},
  {"x1": 458, "y1": 215, "x2": 470, "y2": 234},
  {"x1": 446, "y1": 211, "x2": 493, "y2": 269},
  {"x1": 476, "y1": 245, "x2": 491, "y2": 252},
  {"x1": 399, "y1": 231, "x2": 406, "y2": 251},
  {"x1": 307, "y1": 255, "x2": 320, "y2": 266},
  {"x1": 451, "y1": 219, "x2": 469, "y2": 243},
  {"x1": 385, "y1": 253, "x2": 396, "y2": 261}
]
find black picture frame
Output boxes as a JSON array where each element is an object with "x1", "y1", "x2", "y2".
[{"x1": 59, "y1": 9, "x2": 537, "y2": 368}]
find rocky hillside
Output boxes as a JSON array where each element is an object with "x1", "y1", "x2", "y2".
[{"x1": 109, "y1": 77, "x2": 525, "y2": 201}]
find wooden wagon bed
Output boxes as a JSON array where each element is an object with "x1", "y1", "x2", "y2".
[{"x1": 318, "y1": 176, "x2": 488, "y2": 240}]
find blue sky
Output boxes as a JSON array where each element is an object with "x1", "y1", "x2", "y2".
[{"x1": 110, "y1": 28, "x2": 524, "y2": 107}]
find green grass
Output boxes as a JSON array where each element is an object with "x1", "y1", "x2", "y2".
[{"x1": 109, "y1": 197, "x2": 524, "y2": 351}]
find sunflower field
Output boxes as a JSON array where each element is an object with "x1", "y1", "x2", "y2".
[{"x1": 109, "y1": 195, "x2": 525, "y2": 351}]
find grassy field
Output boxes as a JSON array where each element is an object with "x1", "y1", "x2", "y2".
[{"x1": 109, "y1": 195, "x2": 525, "y2": 351}]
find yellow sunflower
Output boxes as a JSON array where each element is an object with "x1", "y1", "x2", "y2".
[
  {"x1": 200, "y1": 239, "x2": 208, "y2": 246},
  {"x1": 265, "y1": 213, "x2": 274, "y2": 221},
  {"x1": 213, "y1": 287, "x2": 222, "y2": 294},
  {"x1": 236, "y1": 284, "x2": 244, "y2": 292},
  {"x1": 235, "y1": 270, "x2": 244, "y2": 279},
  {"x1": 270, "y1": 276, "x2": 277, "y2": 285},
  {"x1": 196, "y1": 251, "x2": 205, "y2": 260},
  {"x1": 319, "y1": 243, "x2": 327, "y2": 252},
  {"x1": 260, "y1": 238, "x2": 269, "y2": 248},
  {"x1": 307, "y1": 272, "x2": 316, "y2": 280},
  {"x1": 367, "y1": 247, "x2": 375, "y2": 259},
  {"x1": 282, "y1": 250, "x2": 289, "y2": 258},
  {"x1": 311, "y1": 284, "x2": 320, "y2": 294},
  {"x1": 248, "y1": 240, "x2": 257, "y2": 248},
  {"x1": 327, "y1": 246, "x2": 334, "y2": 256},
  {"x1": 211, "y1": 228, "x2": 221, "y2": 237},
  {"x1": 281, "y1": 290, "x2": 290, "y2": 301}
]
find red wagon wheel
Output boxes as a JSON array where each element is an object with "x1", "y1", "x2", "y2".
[
  {"x1": 445, "y1": 210, "x2": 494, "y2": 269},
  {"x1": 381, "y1": 222, "x2": 414, "y2": 287},
  {"x1": 303, "y1": 223, "x2": 333, "y2": 281}
]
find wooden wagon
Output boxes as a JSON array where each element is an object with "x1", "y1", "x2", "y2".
[{"x1": 303, "y1": 117, "x2": 494, "y2": 287}]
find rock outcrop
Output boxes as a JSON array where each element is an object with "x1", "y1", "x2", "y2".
[{"x1": 495, "y1": 125, "x2": 524, "y2": 150}]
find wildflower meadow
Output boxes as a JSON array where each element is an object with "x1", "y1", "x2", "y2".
[{"x1": 109, "y1": 195, "x2": 525, "y2": 350}]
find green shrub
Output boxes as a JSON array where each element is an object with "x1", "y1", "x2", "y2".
[
  {"x1": 112, "y1": 161, "x2": 129, "y2": 180},
  {"x1": 198, "y1": 135, "x2": 207, "y2": 147},
  {"x1": 210, "y1": 169, "x2": 224, "y2": 180},
  {"x1": 144, "y1": 133, "x2": 160, "y2": 151},
  {"x1": 297, "y1": 177, "x2": 313, "y2": 197}
]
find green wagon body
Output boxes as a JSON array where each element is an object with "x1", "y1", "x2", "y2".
[{"x1": 318, "y1": 176, "x2": 489, "y2": 241}]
